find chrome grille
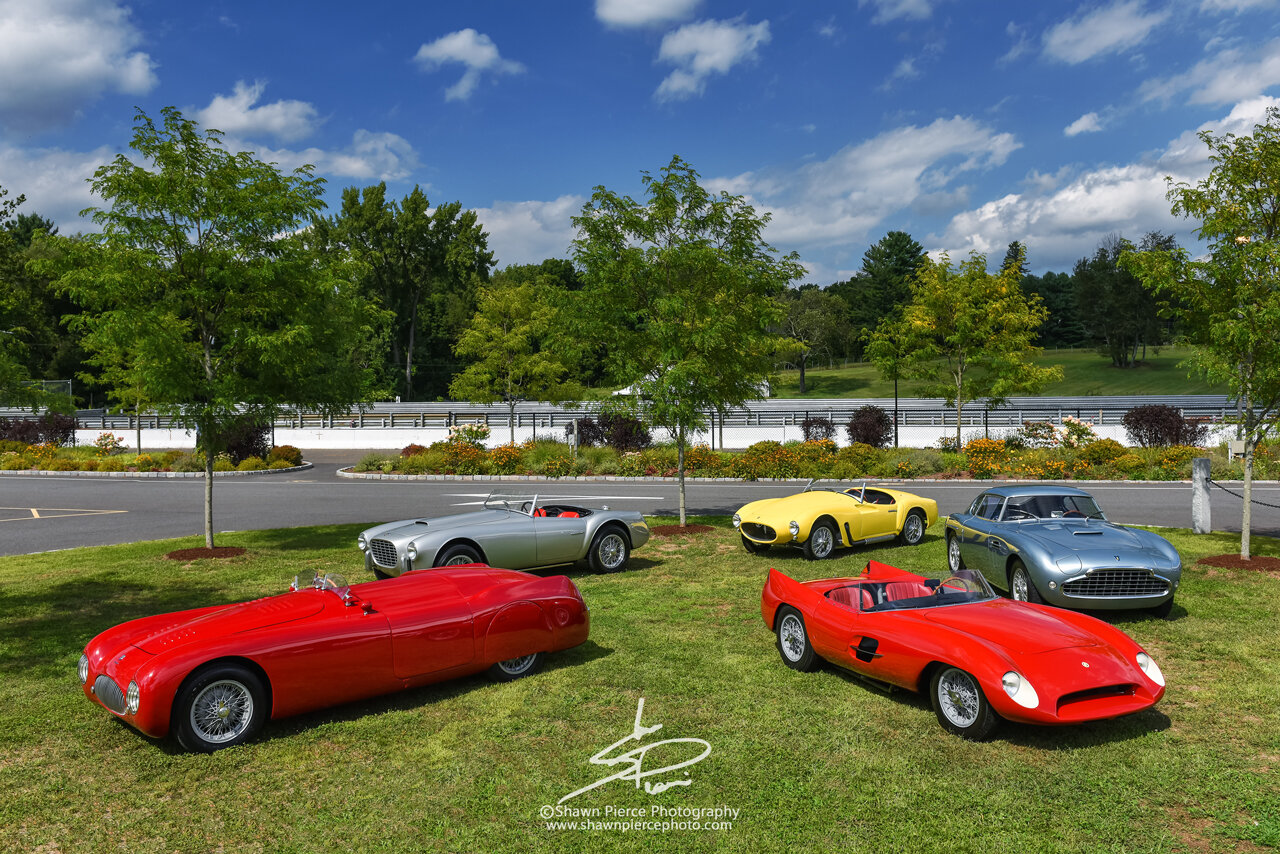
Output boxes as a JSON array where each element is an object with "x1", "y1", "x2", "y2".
[
  {"x1": 369, "y1": 539, "x2": 399, "y2": 569},
  {"x1": 93, "y1": 675, "x2": 126, "y2": 714},
  {"x1": 741, "y1": 523, "x2": 776, "y2": 541},
  {"x1": 1063, "y1": 570, "x2": 1169, "y2": 598},
  {"x1": 1057, "y1": 684, "x2": 1136, "y2": 711}
]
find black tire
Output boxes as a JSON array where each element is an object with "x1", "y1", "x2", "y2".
[
  {"x1": 946, "y1": 532, "x2": 966, "y2": 572},
  {"x1": 588, "y1": 527, "x2": 630, "y2": 573},
  {"x1": 930, "y1": 666, "x2": 999, "y2": 740},
  {"x1": 899, "y1": 509, "x2": 927, "y2": 546},
  {"x1": 373, "y1": 568, "x2": 392, "y2": 580},
  {"x1": 802, "y1": 520, "x2": 838, "y2": 561},
  {"x1": 487, "y1": 652, "x2": 543, "y2": 682},
  {"x1": 1149, "y1": 597, "x2": 1175, "y2": 619},
  {"x1": 173, "y1": 664, "x2": 268, "y2": 753},
  {"x1": 437, "y1": 543, "x2": 483, "y2": 567},
  {"x1": 1009, "y1": 559, "x2": 1043, "y2": 604},
  {"x1": 775, "y1": 606, "x2": 819, "y2": 672},
  {"x1": 741, "y1": 534, "x2": 770, "y2": 554}
]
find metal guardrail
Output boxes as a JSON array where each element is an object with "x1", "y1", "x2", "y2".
[{"x1": 5, "y1": 395, "x2": 1241, "y2": 432}]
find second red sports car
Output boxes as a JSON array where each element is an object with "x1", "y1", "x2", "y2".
[
  {"x1": 79, "y1": 566, "x2": 589, "y2": 752},
  {"x1": 761, "y1": 561, "x2": 1166, "y2": 739}
]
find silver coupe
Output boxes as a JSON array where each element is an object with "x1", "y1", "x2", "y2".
[
  {"x1": 944, "y1": 485, "x2": 1181, "y2": 617},
  {"x1": 357, "y1": 493, "x2": 651, "y2": 577}
]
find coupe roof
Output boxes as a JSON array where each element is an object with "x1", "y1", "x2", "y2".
[{"x1": 978, "y1": 485, "x2": 1093, "y2": 498}]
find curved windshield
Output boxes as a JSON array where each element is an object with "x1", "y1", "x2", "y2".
[
  {"x1": 1001, "y1": 494, "x2": 1105, "y2": 521},
  {"x1": 864, "y1": 570, "x2": 996, "y2": 611}
]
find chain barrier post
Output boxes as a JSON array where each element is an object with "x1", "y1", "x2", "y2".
[{"x1": 1192, "y1": 457, "x2": 1211, "y2": 534}]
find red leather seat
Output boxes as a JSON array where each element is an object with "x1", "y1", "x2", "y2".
[
  {"x1": 559, "y1": 511, "x2": 579, "y2": 518},
  {"x1": 885, "y1": 581, "x2": 933, "y2": 601},
  {"x1": 827, "y1": 586, "x2": 874, "y2": 611}
]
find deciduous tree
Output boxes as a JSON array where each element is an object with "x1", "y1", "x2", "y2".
[
  {"x1": 778, "y1": 286, "x2": 850, "y2": 393},
  {"x1": 570, "y1": 156, "x2": 802, "y2": 524},
  {"x1": 44, "y1": 107, "x2": 387, "y2": 548},
  {"x1": 894, "y1": 248, "x2": 1061, "y2": 449},
  {"x1": 1122, "y1": 105, "x2": 1280, "y2": 559}
]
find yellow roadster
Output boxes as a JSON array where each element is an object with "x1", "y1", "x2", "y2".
[{"x1": 733, "y1": 482, "x2": 939, "y2": 559}]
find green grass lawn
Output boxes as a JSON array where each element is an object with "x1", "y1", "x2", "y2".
[
  {"x1": 2, "y1": 521, "x2": 1277, "y2": 853},
  {"x1": 774, "y1": 347, "x2": 1230, "y2": 398}
]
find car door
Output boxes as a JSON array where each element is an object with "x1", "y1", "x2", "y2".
[
  {"x1": 857, "y1": 489, "x2": 898, "y2": 540},
  {"x1": 374, "y1": 573, "x2": 476, "y2": 679},
  {"x1": 533, "y1": 513, "x2": 588, "y2": 566},
  {"x1": 820, "y1": 586, "x2": 929, "y2": 691},
  {"x1": 956, "y1": 494, "x2": 1005, "y2": 581}
]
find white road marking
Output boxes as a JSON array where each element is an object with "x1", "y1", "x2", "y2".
[{"x1": 0, "y1": 507, "x2": 129, "y2": 523}]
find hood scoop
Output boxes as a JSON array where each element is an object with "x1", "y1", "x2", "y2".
[{"x1": 1073, "y1": 530, "x2": 1104, "y2": 535}]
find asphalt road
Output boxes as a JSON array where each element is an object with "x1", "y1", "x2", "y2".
[{"x1": 2, "y1": 450, "x2": 1276, "y2": 557}]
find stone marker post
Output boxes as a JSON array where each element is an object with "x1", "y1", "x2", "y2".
[{"x1": 1192, "y1": 457, "x2": 1211, "y2": 534}]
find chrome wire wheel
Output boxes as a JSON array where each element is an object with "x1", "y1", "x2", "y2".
[
  {"x1": 936, "y1": 668, "x2": 981, "y2": 729},
  {"x1": 597, "y1": 533, "x2": 626, "y2": 570},
  {"x1": 947, "y1": 535, "x2": 963, "y2": 571},
  {"x1": 779, "y1": 614, "x2": 806, "y2": 662},
  {"x1": 443, "y1": 554, "x2": 473, "y2": 566},
  {"x1": 496, "y1": 654, "x2": 537, "y2": 676},
  {"x1": 902, "y1": 512, "x2": 924, "y2": 545},
  {"x1": 190, "y1": 679, "x2": 254, "y2": 745},
  {"x1": 807, "y1": 525, "x2": 834, "y2": 559},
  {"x1": 1011, "y1": 568, "x2": 1030, "y2": 601}
]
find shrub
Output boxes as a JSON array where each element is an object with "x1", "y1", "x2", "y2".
[
  {"x1": 800, "y1": 416, "x2": 837, "y2": 442},
  {"x1": 448, "y1": 422, "x2": 490, "y2": 447},
  {"x1": 268, "y1": 459, "x2": 293, "y2": 469},
  {"x1": 398, "y1": 454, "x2": 435, "y2": 475},
  {"x1": 0, "y1": 413, "x2": 77, "y2": 446},
  {"x1": 837, "y1": 442, "x2": 883, "y2": 477},
  {"x1": 437, "y1": 440, "x2": 484, "y2": 474},
  {"x1": 1079, "y1": 438, "x2": 1126, "y2": 466},
  {"x1": 845, "y1": 406, "x2": 892, "y2": 448},
  {"x1": 565, "y1": 417, "x2": 607, "y2": 448},
  {"x1": 78, "y1": 459, "x2": 100, "y2": 471},
  {"x1": 538, "y1": 452, "x2": 577, "y2": 478},
  {"x1": 236, "y1": 456, "x2": 267, "y2": 471},
  {"x1": 1016, "y1": 421, "x2": 1059, "y2": 448},
  {"x1": 1123, "y1": 404, "x2": 1209, "y2": 447},
  {"x1": 132, "y1": 454, "x2": 157, "y2": 471},
  {"x1": 1059, "y1": 416, "x2": 1098, "y2": 448},
  {"x1": 683, "y1": 444, "x2": 724, "y2": 476},
  {"x1": 354, "y1": 453, "x2": 392, "y2": 473},
  {"x1": 488, "y1": 443, "x2": 524, "y2": 474},
  {"x1": 173, "y1": 453, "x2": 206, "y2": 472},
  {"x1": 600, "y1": 414, "x2": 651, "y2": 452},
  {"x1": 269, "y1": 445, "x2": 303, "y2": 466},
  {"x1": 94, "y1": 433, "x2": 126, "y2": 456},
  {"x1": 400, "y1": 443, "x2": 427, "y2": 459},
  {"x1": 97, "y1": 455, "x2": 127, "y2": 472},
  {"x1": 0, "y1": 439, "x2": 28, "y2": 454},
  {"x1": 210, "y1": 420, "x2": 271, "y2": 464},
  {"x1": 617, "y1": 452, "x2": 647, "y2": 477},
  {"x1": 738, "y1": 441, "x2": 799, "y2": 479},
  {"x1": 212, "y1": 458, "x2": 235, "y2": 472},
  {"x1": 159, "y1": 450, "x2": 184, "y2": 466},
  {"x1": 47, "y1": 458, "x2": 78, "y2": 471}
]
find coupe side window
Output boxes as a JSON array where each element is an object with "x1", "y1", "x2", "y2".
[{"x1": 975, "y1": 495, "x2": 1003, "y2": 520}]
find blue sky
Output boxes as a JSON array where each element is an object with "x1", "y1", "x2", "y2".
[{"x1": 1, "y1": 0, "x2": 1278, "y2": 282}]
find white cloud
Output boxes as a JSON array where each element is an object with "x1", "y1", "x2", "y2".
[
  {"x1": 859, "y1": 0, "x2": 936, "y2": 24},
  {"x1": 1201, "y1": 0, "x2": 1277, "y2": 11},
  {"x1": 932, "y1": 97, "x2": 1280, "y2": 270},
  {"x1": 1064, "y1": 112, "x2": 1104, "y2": 136},
  {"x1": 1000, "y1": 21, "x2": 1032, "y2": 64},
  {"x1": 413, "y1": 29, "x2": 525, "y2": 102},
  {"x1": 0, "y1": 0, "x2": 157, "y2": 133},
  {"x1": 654, "y1": 19, "x2": 771, "y2": 101},
  {"x1": 473, "y1": 196, "x2": 586, "y2": 266},
  {"x1": 710, "y1": 115, "x2": 1019, "y2": 249},
  {"x1": 193, "y1": 81, "x2": 320, "y2": 143},
  {"x1": 1043, "y1": 1, "x2": 1169, "y2": 64},
  {"x1": 595, "y1": 0, "x2": 700, "y2": 28},
  {"x1": 0, "y1": 144, "x2": 114, "y2": 230},
  {"x1": 1140, "y1": 37, "x2": 1280, "y2": 105},
  {"x1": 219, "y1": 131, "x2": 419, "y2": 183}
]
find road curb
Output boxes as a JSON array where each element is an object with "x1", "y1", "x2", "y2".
[{"x1": 0, "y1": 462, "x2": 314, "y2": 479}]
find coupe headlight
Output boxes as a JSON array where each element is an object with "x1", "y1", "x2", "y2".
[
  {"x1": 732, "y1": 514, "x2": 741, "y2": 528},
  {"x1": 126, "y1": 681, "x2": 140, "y2": 715},
  {"x1": 406, "y1": 542, "x2": 418, "y2": 561},
  {"x1": 1001, "y1": 671, "x2": 1040, "y2": 709},
  {"x1": 1136, "y1": 652, "x2": 1165, "y2": 687},
  {"x1": 78, "y1": 654, "x2": 89, "y2": 685},
  {"x1": 357, "y1": 534, "x2": 368, "y2": 551},
  {"x1": 789, "y1": 521, "x2": 800, "y2": 537}
]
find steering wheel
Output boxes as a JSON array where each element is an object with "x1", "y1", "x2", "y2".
[
  {"x1": 937, "y1": 576, "x2": 967, "y2": 593},
  {"x1": 1062, "y1": 510, "x2": 1085, "y2": 518}
]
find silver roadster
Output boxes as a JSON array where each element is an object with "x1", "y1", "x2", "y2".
[
  {"x1": 944, "y1": 485, "x2": 1181, "y2": 617},
  {"x1": 357, "y1": 493, "x2": 651, "y2": 577}
]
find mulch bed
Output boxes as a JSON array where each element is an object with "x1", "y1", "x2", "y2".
[
  {"x1": 1198, "y1": 553, "x2": 1280, "y2": 571},
  {"x1": 650, "y1": 524, "x2": 715, "y2": 537},
  {"x1": 164, "y1": 546, "x2": 248, "y2": 561}
]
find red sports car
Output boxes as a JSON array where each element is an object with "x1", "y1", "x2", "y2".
[
  {"x1": 79, "y1": 566, "x2": 589, "y2": 752},
  {"x1": 761, "y1": 561, "x2": 1166, "y2": 739}
]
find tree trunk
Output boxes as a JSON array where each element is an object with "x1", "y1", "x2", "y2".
[
  {"x1": 1242, "y1": 436, "x2": 1253, "y2": 560},
  {"x1": 798, "y1": 355, "x2": 807, "y2": 394},
  {"x1": 204, "y1": 445, "x2": 215, "y2": 550},
  {"x1": 508, "y1": 400, "x2": 516, "y2": 445},
  {"x1": 677, "y1": 427, "x2": 687, "y2": 527},
  {"x1": 954, "y1": 378, "x2": 964, "y2": 451},
  {"x1": 135, "y1": 400, "x2": 142, "y2": 454},
  {"x1": 403, "y1": 293, "x2": 420, "y2": 398}
]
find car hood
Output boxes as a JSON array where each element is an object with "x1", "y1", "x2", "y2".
[
  {"x1": 1014, "y1": 521, "x2": 1160, "y2": 557},
  {"x1": 923, "y1": 599, "x2": 1103, "y2": 654},
  {"x1": 738, "y1": 492, "x2": 845, "y2": 520},
  {"x1": 365, "y1": 509, "x2": 520, "y2": 542},
  {"x1": 133, "y1": 593, "x2": 325, "y2": 654}
]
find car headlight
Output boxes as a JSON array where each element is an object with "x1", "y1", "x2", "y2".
[
  {"x1": 406, "y1": 542, "x2": 418, "y2": 561},
  {"x1": 357, "y1": 534, "x2": 368, "y2": 551},
  {"x1": 789, "y1": 521, "x2": 800, "y2": 537},
  {"x1": 78, "y1": 654, "x2": 89, "y2": 685},
  {"x1": 1136, "y1": 652, "x2": 1165, "y2": 687},
  {"x1": 1001, "y1": 671, "x2": 1040, "y2": 709},
  {"x1": 732, "y1": 514, "x2": 741, "y2": 528},
  {"x1": 126, "y1": 681, "x2": 140, "y2": 715}
]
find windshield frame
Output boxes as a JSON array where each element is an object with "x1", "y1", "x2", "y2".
[{"x1": 998, "y1": 493, "x2": 1106, "y2": 522}]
